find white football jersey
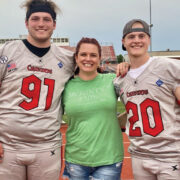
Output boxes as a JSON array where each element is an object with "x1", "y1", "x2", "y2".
[
  {"x1": 0, "y1": 40, "x2": 74, "y2": 152},
  {"x1": 114, "y1": 57, "x2": 180, "y2": 162}
]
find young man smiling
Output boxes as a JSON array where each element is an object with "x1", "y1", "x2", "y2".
[
  {"x1": 114, "y1": 19, "x2": 180, "y2": 180},
  {"x1": 0, "y1": 0, "x2": 74, "y2": 180}
]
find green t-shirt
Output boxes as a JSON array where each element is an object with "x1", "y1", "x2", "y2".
[{"x1": 63, "y1": 73, "x2": 124, "y2": 166}]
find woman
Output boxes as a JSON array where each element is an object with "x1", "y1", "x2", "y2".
[{"x1": 62, "y1": 37, "x2": 124, "y2": 180}]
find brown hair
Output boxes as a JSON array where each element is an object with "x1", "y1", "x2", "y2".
[
  {"x1": 74, "y1": 37, "x2": 102, "y2": 75},
  {"x1": 75, "y1": 37, "x2": 101, "y2": 58}
]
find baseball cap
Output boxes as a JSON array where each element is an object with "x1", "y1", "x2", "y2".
[{"x1": 122, "y1": 19, "x2": 150, "y2": 51}]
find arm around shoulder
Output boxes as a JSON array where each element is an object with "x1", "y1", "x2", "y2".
[
  {"x1": 116, "y1": 62, "x2": 130, "y2": 77},
  {"x1": 117, "y1": 111, "x2": 127, "y2": 132}
]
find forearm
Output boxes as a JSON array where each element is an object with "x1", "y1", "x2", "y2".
[
  {"x1": 175, "y1": 86, "x2": 180, "y2": 104},
  {"x1": 117, "y1": 111, "x2": 127, "y2": 131},
  {"x1": 0, "y1": 143, "x2": 3, "y2": 162}
]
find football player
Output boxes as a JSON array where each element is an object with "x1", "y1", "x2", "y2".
[
  {"x1": 0, "y1": 0, "x2": 74, "y2": 180},
  {"x1": 114, "y1": 19, "x2": 180, "y2": 180}
]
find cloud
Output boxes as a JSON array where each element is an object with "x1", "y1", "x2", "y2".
[{"x1": 0, "y1": 0, "x2": 180, "y2": 54}]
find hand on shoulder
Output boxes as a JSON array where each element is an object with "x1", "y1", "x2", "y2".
[{"x1": 116, "y1": 62, "x2": 130, "y2": 77}]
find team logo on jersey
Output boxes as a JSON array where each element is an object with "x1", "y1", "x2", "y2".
[
  {"x1": 172, "y1": 165, "x2": 178, "y2": 171},
  {"x1": 58, "y1": 62, "x2": 63, "y2": 68},
  {"x1": 27, "y1": 65, "x2": 52, "y2": 74},
  {"x1": 7, "y1": 63, "x2": 17, "y2": 72},
  {"x1": 50, "y1": 150, "x2": 55, "y2": 156},
  {"x1": 156, "y1": 79, "x2": 163, "y2": 87},
  {"x1": 0, "y1": 56, "x2": 8, "y2": 64},
  {"x1": 127, "y1": 89, "x2": 148, "y2": 97}
]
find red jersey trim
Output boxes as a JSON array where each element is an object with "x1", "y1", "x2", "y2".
[{"x1": 177, "y1": 100, "x2": 180, "y2": 105}]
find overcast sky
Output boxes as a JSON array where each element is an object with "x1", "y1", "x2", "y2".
[{"x1": 0, "y1": 0, "x2": 180, "y2": 55}]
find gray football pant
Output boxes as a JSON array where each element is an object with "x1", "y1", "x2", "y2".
[
  {"x1": 0, "y1": 147, "x2": 61, "y2": 180},
  {"x1": 131, "y1": 155, "x2": 180, "y2": 180}
]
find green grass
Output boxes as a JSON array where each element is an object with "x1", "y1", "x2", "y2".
[
  {"x1": 62, "y1": 114, "x2": 68, "y2": 123},
  {"x1": 117, "y1": 100, "x2": 126, "y2": 113},
  {"x1": 62, "y1": 101, "x2": 126, "y2": 122}
]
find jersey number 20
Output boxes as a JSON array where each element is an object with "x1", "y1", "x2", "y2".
[{"x1": 126, "y1": 98, "x2": 164, "y2": 137}]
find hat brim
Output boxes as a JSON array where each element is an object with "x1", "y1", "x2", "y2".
[{"x1": 122, "y1": 44, "x2": 126, "y2": 51}]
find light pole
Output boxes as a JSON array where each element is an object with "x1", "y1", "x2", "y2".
[{"x1": 149, "y1": 0, "x2": 153, "y2": 52}]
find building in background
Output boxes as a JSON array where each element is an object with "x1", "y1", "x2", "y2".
[
  {"x1": 100, "y1": 45, "x2": 117, "y2": 73},
  {"x1": 0, "y1": 35, "x2": 69, "y2": 46},
  {"x1": 149, "y1": 50, "x2": 180, "y2": 60},
  {"x1": 61, "y1": 44, "x2": 118, "y2": 73},
  {"x1": 124, "y1": 50, "x2": 180, "y2": 62},
  {"x1": 0, "y1": 36, "x2": 118, "y2": 73}
]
